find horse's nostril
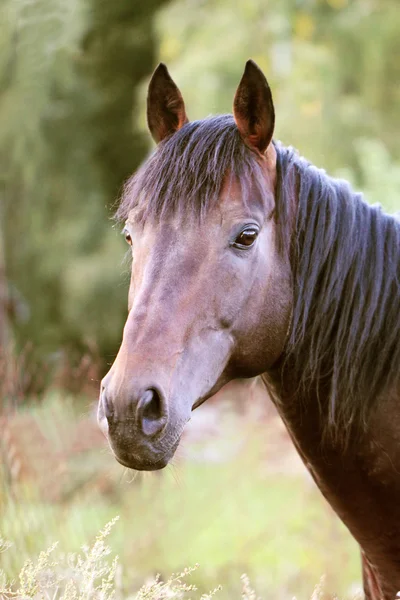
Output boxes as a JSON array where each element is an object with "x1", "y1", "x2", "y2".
[
  {"x1": 102, "y1": 389, "x2": 114, "y2": 421},
  {"x1": 142, "y1": 389, "x2": 162, "y2": 420},
  {"x1": 138, "y1": 388, "x2": 166, "y2": 437}
]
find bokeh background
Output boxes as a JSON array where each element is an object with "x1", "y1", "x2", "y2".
[{"x1": 1, "y1": 0, "x2": 399, "y2": 598}]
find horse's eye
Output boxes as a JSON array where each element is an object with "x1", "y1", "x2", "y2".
[
  {"x1": 234, "y1": 228, "x2": 259, "y2": 248},
  {"x1": 122, "y1": 229, "x2": 132, "y2": 246}
]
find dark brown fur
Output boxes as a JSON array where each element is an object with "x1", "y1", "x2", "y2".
[{"x1": 99, "y1": 61, "x2": 400, "y2": 598}]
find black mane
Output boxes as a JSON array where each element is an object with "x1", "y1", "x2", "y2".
[
  {"x1": 278, "y1": 146, "x2": 400, "y2": 440},
  {"x1": 117, "y1": 114, "x2": 400, "y2": 441},
  {"x1": 116, "y1": 115, "x2": 272, "y2": 226}
]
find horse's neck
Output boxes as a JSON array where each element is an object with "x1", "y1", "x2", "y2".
[{"x1": 263, "y1": 369, "x2": 400, "y2": 598}]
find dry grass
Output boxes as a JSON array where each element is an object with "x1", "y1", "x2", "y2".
[
  {"x1": 0, "y1": 390, "x2": 362, "y2": 599},
  {"x1": 0, "y1": 519, "x2": 356, "y2": 600}
]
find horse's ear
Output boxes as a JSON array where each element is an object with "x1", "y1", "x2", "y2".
[
  {"x1": 147, "y1": 63, "x2": 188, "y2": 144},
  {"x1": 233, "y1": 60, "x2": 275, "y2": 155}
]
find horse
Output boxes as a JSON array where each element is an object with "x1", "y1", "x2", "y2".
[{"x1": 98, "y1": 60, "x2": 400, "y2": 599}]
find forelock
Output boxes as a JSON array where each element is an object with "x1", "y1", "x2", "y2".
[{"x1": 115, "y1": 115, "x2": 269, "y2": 224}]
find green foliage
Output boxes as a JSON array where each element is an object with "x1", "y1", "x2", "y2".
[
  {"x1": 335, "y1": 138, "x2": 400, "y2": 214},
  {"x1": 155, "y1": 0, "x2": 400, "y2": 179},
  {"x1": 1, "y1": 0, "x2": 168, "y2": 364}
]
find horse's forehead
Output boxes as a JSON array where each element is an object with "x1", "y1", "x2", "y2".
[
  {"x1": 126, "y1": 167, "x2": 272, "y2": 234},
  {"x1": 219, "y1": 176, "x2": 258, "y2": 208},
  {"x1": 218, "y1": 171, "x2": 274, "y2": 220}
]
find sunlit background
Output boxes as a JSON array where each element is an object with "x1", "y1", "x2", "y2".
[{"x1": 1, "y1": 0, "x2": 399, "y2": 598}]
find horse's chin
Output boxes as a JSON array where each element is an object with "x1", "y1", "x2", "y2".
[
  {"x1": 109, "y1": 435, "x2": 181, "y2": 471},
  {"x1": 113, "y1": 452, "x2": 170, "y2": 471}
]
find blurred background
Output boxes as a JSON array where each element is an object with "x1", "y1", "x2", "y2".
[{"x1": 0, "y1": 0, "x2": 399, "y2": 597}]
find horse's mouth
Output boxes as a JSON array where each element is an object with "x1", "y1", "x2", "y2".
[
  {"x1": 113, "y1": 452, "x2": 169, "y2": 471},
  {"x1": 110, "y1": 434, "x2": 181, "y2": 471}
]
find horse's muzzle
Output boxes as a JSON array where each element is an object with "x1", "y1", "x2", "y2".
[
  {"x1": 99, "y1": 384, "x2": 168, "y2": 438},
  {"x1": 97, "y1": 385, "x2": 181, "y2": 471}
]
